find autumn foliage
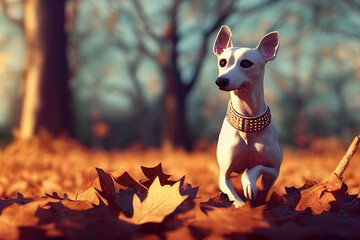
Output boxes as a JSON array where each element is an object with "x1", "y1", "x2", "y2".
[{"x1": 0, "y1": 132, "x2": 360, "y2": 239}]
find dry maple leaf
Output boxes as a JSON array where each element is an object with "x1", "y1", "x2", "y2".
[
  {"x1": 74, "y1": 164, "x2": 198, "y2": 221},
  {"x1": 140, "y1": 163, "x2": 177, "y2": 188},
  {"x1": 95, "y1": 168, "x2": 116, "y2": 205},
  {"x1": 76, "y1": 168, "x2": 128, "y2": 206},
  {"x1": 200, "y1": 192, "x2": 233, "y2": 214},
  {"x1": 75, "y1": 182, "x2": 105, "y2": 206},
  {"x1": 295, "y1": 134, "x2": 360, "y2": 215},
  {"x1": 114, "y1": 171, "x2": 147, "y2": 194},
  {"x1": 0, "y1": 198, "x2": 50, "y2": 239},
  {"x1": 119, "y1": 177, "x2": 187, "y2": 225},
  {"x1": 295, "y1": 183, "x2": 335, "y2": 214}
]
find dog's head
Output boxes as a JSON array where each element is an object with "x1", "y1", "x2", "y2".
[{"x1": 213, "y1": 26, "x2": 279, "y2": 91}]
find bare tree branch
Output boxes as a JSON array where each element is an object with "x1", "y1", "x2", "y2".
[
  {"x1": 132, "y1": 0, "x2": 160, "y2": 41},
  {"x1": 107, "y1": 30, "x2": 148, "y2": 114},
  {"x1": 233, "y1": 0, "x2": 284, "y2": 20},
  {"x1": 103, "y1": 1, "x2": 160, "y2": 61},
  {"x1": 120, "y1": 9, "x2": 159, "y2": 60},
  {"x1": 182, "y1": 0, "x2": 235, "y2": 94},
  {"x1": 127, "y1": 53, "x2": 148, "y2": 112},
  {"x1": 205, "y1": 0, "x2": 235, "y2": 35}
]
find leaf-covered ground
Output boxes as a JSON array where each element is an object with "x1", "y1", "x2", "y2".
[{"x1": 0, "y1": 132, "x2": 360, "y2": 239}]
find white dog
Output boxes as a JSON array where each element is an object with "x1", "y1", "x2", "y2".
[{"x1": 214, "y1": 26, "x2": 282, "y2": 208}]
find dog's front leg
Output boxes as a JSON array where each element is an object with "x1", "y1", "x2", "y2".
[
  {"x1": 219, "y1": 171, "x2": 245, "y2": 208},
  {"x1": 241, "y1": 165, "x2": 278, "y2": 200}
]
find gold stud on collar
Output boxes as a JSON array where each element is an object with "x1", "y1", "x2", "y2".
[{"x1": 226, "y1": 100, "x2": 271, "y2": 132}]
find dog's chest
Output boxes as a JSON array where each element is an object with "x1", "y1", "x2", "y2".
[
  {"x1": 217, "y1": 119, "x2": 279, "y2": 171},
  {"x1": 231, "y1": 136, "x2": 268, "y2": 167}
]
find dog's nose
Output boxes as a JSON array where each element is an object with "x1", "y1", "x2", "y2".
[{"x1": 215, "y1": 77, "x2": 229, "y2": 87}]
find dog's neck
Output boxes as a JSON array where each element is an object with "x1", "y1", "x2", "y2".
[{"x1": 229, "y1": 77, "x2": 266, "y2": 117}]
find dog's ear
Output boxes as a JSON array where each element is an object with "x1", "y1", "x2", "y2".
[
  {"x1": 213, "y1": 25, "x2": 233, "y2": 56},
  {"x1": 256, "y1": 31, "x2": 279, "y2": 62}
]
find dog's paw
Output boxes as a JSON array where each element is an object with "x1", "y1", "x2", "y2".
[
  {"x1": 241, "y1": 170, "x2": 258, "y2": 200},
  {"x1": 232, "y1": 199, "x2": 245, "y2": 208},
  {"x1": 243, "y1": 183, "x2": 257, "y2": 200}
]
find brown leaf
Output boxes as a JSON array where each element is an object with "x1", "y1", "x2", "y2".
[
  {"x1": 114, "y1": 171, "x2": 147, "y2": 194},
  {"x1": 75, "y1": 178, "x2": 106, "y2": 206},
  {"x1": 325, "y1": 174, "x2": 348, "y2": 194},
  {"x1": 295, "y1": 173, "x2": 350, "y2": 215},
  {"x1": 0, "y1": 199, "x2": 47, "y2": 239},
  {"x1": 141, "y1": 163, "x2": 177, "y2": 188},
  {"x1": 178, "y1": 176, "x2": 199, "y2": 199},
  {"x1": 95, "y1": 168, "x2": 115, "y2": 205},
  {"x1": 61, "y1": 199, "x2": 94, "y2": 211},
  {"x1": 0, "y1": 198, "x2": 17, "y2": 214},
  {"x1": 119, "y1": 177, "x2": 187, "y2": 224},
  {"x1": 76, "y1": 168, "x2": 120, "y2": 208},
  {"x1": 200, "y1": 193, "x2": 233, "y2": 214},
  {"x1": 113, "y1": 188, "x2": 136, "y2": 217},
  {"x1": 295, "y1": 184, "x2": 336, "y2": 215}
]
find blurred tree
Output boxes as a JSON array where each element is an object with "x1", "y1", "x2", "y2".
[
  {"x1": 271, "y1": 0, "x2": 360, "y2": 146},
  {"x1": 20, "y1": 0, "x2": 72, "y2": 139},
  {"x1": 107, "y1": 0, "x2": 281, "y2": 149},
  {"x1": 0, "y1": 0, "x2": 73, "y2": 139}
]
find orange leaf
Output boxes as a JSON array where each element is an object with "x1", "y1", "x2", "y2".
[
  {"x1": 141, "y1": 163, "x2": 177, "y2": 188},
  {"x1": 114, "y1": 171, "x2": 147, "y2": 194},
  {"x1": 75, "y1": 178, "x2": 106, "y2": 206},
  {"x1": 119, "y1": 177, "x2": 187, "y2": 225},
  {"x1": 295, "y1": 184, "x2": 336, "y2": 215},
  {"x1": 0, "y1": 200, "x2": 47, "y2": 239},
  {"x1": 325, "y1": 174, "x2": 348, "y2": 194}
]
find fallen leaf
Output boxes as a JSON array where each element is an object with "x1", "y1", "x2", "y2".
[
  {"x1": 61, "y1": 199, "x2": 94, "y2": 211},
  {"x1": 75, "y1": 179, "x2": 105, "y2": 206},
  {"x1": 295, "y1": 184, "x2": 335, "y2": 214},
  {"x1": 178, "y1": 176, "x2": 199, "y2": 199},
  {"x1": 0, "y1": 199, "x2": 46, "y2": 239},
  {"x1": 114, "y1": 171, "x2": 147, "y2": 194},
  {"x1": 295, "y1": 173, "x2": 351, "y2": 215},
  {"x1": 76, "y1": 168, "x2": 119, "y2": 207},
  {"x1": 325, "y1": 174, "x2": 348, "y2": 194},
  {"x1": 119, "y1": 177, "x2": 187, "y2": 224},
  {"x1": 113, "y1": 188, "x2": 136, "y2": 217},
  {"x1": 140, "y1": 163, "x2": 177, "y2": 188},
  {"x1": 294, "y1": 135, "x2": 359, "y2": 215},
  {"x1": 200, "y1": 193, "x2": 232, "y2": 214},
  {"x1": 95, "y1": 168, "x2": 116, "y2": 206}
]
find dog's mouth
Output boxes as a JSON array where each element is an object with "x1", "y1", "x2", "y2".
[
  {"x1": 217, "y1": 82, "x2": 249, "y2": 91},
  {"x1": 238, "y1": 82, "x2": 249, "y2": 90},
  {"x1": 217, "y1": 86, "x2": 229, "y2": 91}
]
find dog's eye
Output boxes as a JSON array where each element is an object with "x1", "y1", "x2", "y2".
[
  {"x1": 240, "y1": 59, "x2": 253, "y2": 68},
  {"x1": 219, "y1": 59, "x2": 227, "y2": 67}
]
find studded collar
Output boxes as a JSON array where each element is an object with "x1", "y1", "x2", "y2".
[{"x1": 226, "y1": 100, "x2": 271, "y2": 132}]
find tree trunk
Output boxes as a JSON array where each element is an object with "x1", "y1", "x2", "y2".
[
  {"x1": 161, "y1": 66, "x2": 189, "y2": 150},
  {"x1": 19, "y1": 0, "x2": 72, "y2": 139}
]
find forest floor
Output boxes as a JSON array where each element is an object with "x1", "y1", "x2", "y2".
[{"x1": 0, "y1": 132, "x2": 359, "y2": 239}]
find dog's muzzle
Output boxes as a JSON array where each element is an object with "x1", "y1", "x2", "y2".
[{"x1": 215, "y1": 77, "x2": 229, "y2": 88}]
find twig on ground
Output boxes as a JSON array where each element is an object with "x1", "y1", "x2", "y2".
[{"x1": 327, "y1": 134, "x2": 360, "y2": 183}]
